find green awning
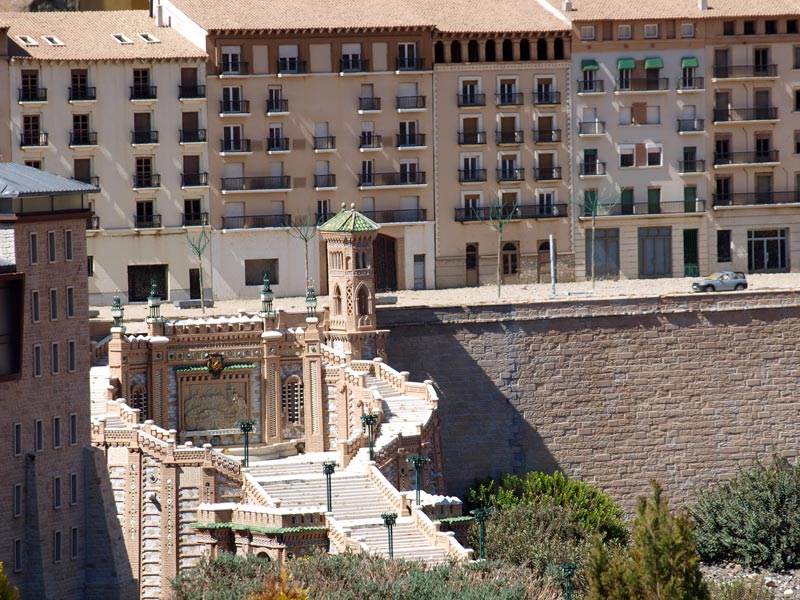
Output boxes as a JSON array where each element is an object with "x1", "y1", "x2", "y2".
[
  {"x1": 617, "y1": 58, "x2": 636, "y2": 70},
  {"x1": 581, "y1": 59, "x2": 599, "y2": 71},
  {"x1": 681, "y1": 57, "x2": 699, "y2": 69},
  {"x1": 644, "y1": 57, "x2": 664, "y2": 70}
]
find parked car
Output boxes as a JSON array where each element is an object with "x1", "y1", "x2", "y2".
[{"x1": 691, "y1": 271, "x2": 748, "y2": 292}]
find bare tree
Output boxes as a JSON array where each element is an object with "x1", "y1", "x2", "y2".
[
  {"x1": 580, "y1": 189, "x2": 620, "y2": 288},
  {"x1": 473, "y1": 200, "x2": 518, "y2": 298},
  {"x1": 287, "y1": 210, "x2": 318, "y2": 287},
  {"x1": 184, "y1": 225, "x2": 214, "y2": 314}
]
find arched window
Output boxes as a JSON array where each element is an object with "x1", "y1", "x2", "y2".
[
  {"x1": 502, "y1": 242, "x2": 519, "y2": 275},
  {"x1": 554, "y1": 37, "x2": 564, "y2": 60},
  {"x1": 333, "y1": 285, "x2": 342, "y2": 315},
  {"x1": 355, "y1": 252, "x2": 362, "y2": 269},
  {"x1": 345, "y1": 255, "x2": 351, "y2": 270},
  {"x1": 356, "y1": 285, "x2": 370, "y2": 316},
  {"x1": 485, "y1": 40, "x2": 496, "y2": 62},
  {"x1": 537, "y1": 38, "x2": 548, "y2": 60},
  {"x1": 466, "y1": 244, "x2": 478, "y2": 270},
  {"x1": 434, "y1": 41, "x2": 445, "y2": 64},
  {"x1": 450, "y1": 41, "x2": 462, "y2": 63},
  {"x1": 130, "y1": 384, "x2": 148, "y2": 422},
  {"x1": 520, "y1": 39, "x2": 531, "y2": 61},
  {"x1": 467, "y1": 40, "x2": 479, "y2": 62},
  {"x1": 502, "y1": 39, "x2": 513, "y2": 61},
  {"x1": 281, "y1": 375, "x2": 304, "y2": 427},
  {"x1": 361, "y1": 251, "x2": 369, "y2": 269}
]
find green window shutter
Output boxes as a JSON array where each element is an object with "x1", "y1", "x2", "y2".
[
  {"x1": 683, "y1": 229, "x2": 699, "y2": 275},
  {"x1": 621, "y1": 188, "x2": 634, "y2": 215},
  {"x1": 581, "y1": 59, "x2": 599, "y2": 71},
  {"x1": 681, "y1": 57, "x2": 699, "y2": 69},
  {"x1": 617, "y1": 58, "x2": 636, "y2": 70},
  {"x1": 683, "y1": 186, "x2": 697, "y2": 213},
  {"x1": 583, "y1": 189, "x2": 597, "y2": 217},
  {"x1": 644, "y1": 57, "x2": 664, "y2": 70},
  {"x1": 648, "y1": 188, "x2": 661, "y2": 214}
]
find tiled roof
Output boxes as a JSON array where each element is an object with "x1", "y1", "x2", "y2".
[
  {"x1": 0, "y1": 10, "x2": 206, "y2": 61},
  {"x1": 168, "y1": 0, "x2": 569, "y2": 33},
  {"x1": 548, "y1": 0, "x2": 800, "y2": 21},
  {"x1": 0, "y1": 162, "x2": 100, "y2": 197},
  {"x1": 319, "y1": 204, "x2": 380, "y2": 233}
]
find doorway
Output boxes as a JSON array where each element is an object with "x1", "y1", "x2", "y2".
[
  {"x1": 127, "y1": 264, "x2": 168, "y2": 302},
  {"x1": 373, "y1": 234, "x2": 397, "y2": 291},
  {"x1": 465, "y1": 244, "x2": 479, "y2": 286}
]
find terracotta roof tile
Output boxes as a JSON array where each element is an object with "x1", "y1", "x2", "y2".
[
  {"x1": 548, "y1": 0, "x2": 800, "y2": 21},
  {"x1": 0, "y1": 10, "x2": 206, "y2": 61}
]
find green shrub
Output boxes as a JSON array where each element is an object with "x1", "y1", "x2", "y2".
[
  {"x1": 172, "y1": 552, "x2": 273, "y2": 600},
  {"x1": 710, "y1": 578, "x2": 776, "y2": 600},
  {"x1": 469, "y1": 470, "x2": 628, "y2": 545},
  {"x1": 0, "y1": 563, "x2": 19, "y2": 600},
  {"x1": 691, "y1": 457, "x2": 800, "y2": 570}
]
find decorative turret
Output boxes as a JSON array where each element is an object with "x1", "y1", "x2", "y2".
[{"x1": 146, "y1": 278, "x2": 165, "y2": 336}]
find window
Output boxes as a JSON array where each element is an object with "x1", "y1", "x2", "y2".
[
  {"x1": 68, "y1": 340, "x2": 76, "y2": 373},
  {"x1": 25, "y1": 160, "x2": 42, "y2": 169},
  {"x1": 13, "y1": 539, "x2": 21, "y2": 573},
  {"x1": 580, "y1": 26, "x2": 595, "y2": 40},
  {"x1": 723, "y1": 21, "x2": 735, "y2": 35},
  {"x1": 66, "y1": 287, "x2": 75, "y2": 318},
  {"x1": 644, "y1": 24, "x2": 659, "y2": 38},
  {"x1": 87, "y1": 256, "x2": 94, "y2": 276},
  {"x1": 47, "y1": 230, "x2": 56, "y2": 262},
  {"x1": 71, "y1": 528, "x2": 78, "y2": 560},
  {"x1": 70, "y1": 473, "x2": 78, "y2": 505},
  {"x1": 795, "y1": 47, "x2": 800, "y2": 69},
  {"x1": 42, "y1": 35, "x2": 64, "y2": 46},
  {"x1": 51, "y1": 343, "x2": 59, "y2": 375},
  {"x1": 245, "y1": 259, "x2": 279, "y2": 286},
  {"x1": 16, "y1": 34, "x2": 38, "y2": 46},
  {"x1": 796, "y1": 130, "x2": 800, "y2": 154},
  {"x1": 137, "y1": 32, "x2": 160, "y2": 43},
  {"x1": 789, "y1": 19, "x2": 799, "y2": 34},
  {"x1": 639, "y1": 227, "x2": 672, "y2": 278},
  {"x1": 221, "y1": 45, "x2": 242, "y2": 73},
  {"x1": 14, "y1": 423, "x2": 22, "y2": 456},
  {"x1": 502, "y1": 242, "x2": 519, "y2": 275},
  {"x1": 31, "y1": 290, "x2": 40, "y2": 323},
  {"x1": 717, "y1": 230, "x2": 732, "y2": 262},
  {"x1": 795, "y1": 89, "x2": 800, "y2": 111},
  {"x1": 134, "y1": 157, "x2": 154, "y2": 188},
  {"x1": 586, "y1": 228, "x2": 620, "y2": 278},
  {"x1": 13, "y1": 483, "x2": 22, "y2": 517},
  {"x1": 619, "y1": 107, "x2": 632, "y2": 126},
  {"x1": 30, "y1": 233, "x2": 38, "y2": 265},
  {"x1": 681, "y1": 23, "x2": 695, "y2": 38},
  {"x1": 748, "y1": 229, "x2": 789, "y2": 272},
  {"x1": 33, "y1": 345, "x2": 42, "y2": 378},
  {"x1": 49, "y1": 288, "x2": 58, "y2": 320},
  {"x1": 341, "y1": 42, "x2": 362, "y2": 71},
  {"x1": 112, "y1": 33, "x2": 133, "y2": 44},
  {"x1": 646, "y1": 105, "x2": 660, "y2": 124},
  {"x1": 53, "y1": 530, "x2": 62, "y2": 563},
  {"x1": 765, "y1": 20, "x2": 777, "y2": 34},
  {"x1": 619, "y1": 145, "x2": 635, "y2": 168},
  {"x1": 618, "y1": 24, "x2": 631, "y2": 39},
  {"x1": 64, "y1": 230, "x2": 73, "y2": 261},
  {"x1": 135, "y1": 200, "x2": 155, "y2": 229},
  {"x1": 53, "y1": 476, "x2": 62, "y2": 509},
  {"x1": 647, "y1": 144, "x2": 663, "y2": 166},
  {"x1": 35, "y1": 419, "x2": 43, "y2": 451},
  {"x1": 463, "y1": 192, "x2": 482, "y2": 212},
  {"x1": 743, "y1": 21, "x2": 755, "y2": 35},
  {"x1": 53, "y1": 416, "x2": 61, "y2": 448},
  {"x1": 69, "y1": 414, "x2": 77, "y2": 445}
]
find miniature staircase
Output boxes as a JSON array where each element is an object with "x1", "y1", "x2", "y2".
[{"x1": 89, "y1": 359, "x2": 125, "y2": 428}]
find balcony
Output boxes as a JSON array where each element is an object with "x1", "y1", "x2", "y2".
[
  {"x1": 455, "y1": 131, "x2": 485, "y2": 147},
  {"x1": 534, "y1": 129, "x2": 561, "y2": 143},
  {"x1": 578, "y1": 121, "x2": 606, "y2": 136},
  {"x1": 134, "y1": 213, "x2": 162, "y2": 228},
  {"x1": 713, "y1": 150, "x2": 779, "y2": 167},
  {"x1": 396, "y1": 95, "x2": 426, "y2": 110},
  {"x1": 180, "y1": 129, "x2": 207, "y2": 144},
  {"x1": 712, "y1": 64, "x2": 778, "y2": 79},
  {"x1": 69, "y1": 86, "x2": 96, "y2": 102},
  {"x1": 219, "y1": 100, "x2": 250, "y2": 114},
  {"x1": 313, "y1": 136, "x2": 336, "y2": 151},
  {"x1": 222, "y1": 214, "x2": 292, "y2": 229},
  {"x1": 75, "y1": 175, "x2": 99, "y2": 187},
  {"x1": 496, "y1": 130, "x2": 524, "y2": 144},
  {"x1": 359, "y1": 97, "x2": 381, "y2": 112},
  {"x1": 341, "y1": 57, "x2": 369, "y2": 72},
  {"x1": 396, "y1": 133, "x2": 426, "y2": 148},
  {"x1": 576, "y1": 80, "x2": 605, "y2": 94},
  {"x1": 713, "y1": 191, "x2": 800, "y2": 207},
  {"x1": 677, "y1": 77, "x2": 704, "y2": 91},
  {"x1": 221, "y1": 175, "x2": 291, "y2": 192},
  {"x1": 676, "y1": 118, "x2": 705, "y2": 133},
  {"x1": 130, "y1": 85, "x2": 157, "y2": 101},
  {"x1": 359, "y1": 133, "x2": 382, "y2": 150},
  {"x1": 316, "y1": 212, "x2": 334, "y2": 225},
  {"x1": 131, "y1": 130, "x2": 159, "y2": 145},
  {"x1": 183, "y1": 212, "x2": 209, "y2": 226},
  {"x1": 277, "y1": 58, "x2": 307, "y2": 74},
  {"x1": 496, "y1": 168, "x2": 524, "y2": 182},
  {"x1": 533, "y1": 91, "x2": 561, "y2": 105},
  {"x1": 132, "y1": 174, "x2": 161, "y2": 189},
  {"x1": 178, "y1": 84, "x2": 206, "y2": 99},
  {"x1": 396, "y1": 57, "x2": 425, "y2": 71},
  {"x1": 458, "y1": 169, "x2": 487, "y2": 183},
  {"x1": 713, "y1": 107, "x2": 778, "y2": 123},
  {"x1": 455, "y1": 203, "x2": 567, "y2": 222},
  {"x1": 496, "y1": 92, "x2": 523, "y2": 106},
  {"x1": 678, "y1": 159, "x2": 707, "y2": 173},
  {"x1": 314, "y1": 174, "x2": 337, "y2": 189},
  {"x1": 220, "y1": 61, "x2": 249, "y2": 76},
  {"x1": 220, "y1": 139, "x2": 252, "y2": 153},
  {"x1": 266, "y1": 98, "x2": 289, "y2": 114},
  {"x1": 580, "y1": 200, "x2": 706, "y2": 216},
  {"x1": 19, "y1": 87, "x2": 47, "y2": 103},
  {"x1": 87, "y1": 215, "x2": 100, "y2": 230},
  {"x1": 20, "y1": 132, "x2": 48, "y2": 147},
  {"x1": 457, "y1": 93, "x2": 486, "y2": 107},
  {"x1": 358, "y1": 172, "x2": 426, "y2": 187},
  {"x1": 362, "y1": 209, "x2": 427, "y2": 223},
  {"x1": 534, "y1": 167, "x2": 561, "y2": 181},
  {"x1": 181, "y1": 172, "x2": 209, "y2": 187},
  {"x1": 69, "y1": 131, "x2": 98, "y2": 147},
  {"x1": 579, "y1": 161, "x2": 607, "y2": 177},
  {"x1": 615, "y1": 77, "x2": 669, "y2": 92},
  {"x1": 266, "y1": 137, "x2": 290, "y2": 152}
]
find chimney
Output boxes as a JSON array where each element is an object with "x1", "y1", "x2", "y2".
[
  {"x1": 562, "y1": 0, "x2": 572, "y2": 11},
  {"x1": 157, "y1": 4, "x2": 164, "y2": 27},
  {"x1": 148, "y1": 0, "x2": 153, "y2": 18},
  {"x1": 698, "y1": 0, "x2": 708, "y2": 10}
]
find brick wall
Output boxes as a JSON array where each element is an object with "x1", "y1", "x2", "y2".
[{"x1": 380, "y1": 291, "x2": 800, "y2": 510}]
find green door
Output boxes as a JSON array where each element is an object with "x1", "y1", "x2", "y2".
[
  {"x1": 621, "y1": 188, "x2": 634, "y2": 215},
  {"x1": 648, "y1": 188, "x2": 661, "y2": 215},
  {"x1": 683, "y1": 229, "x2": 699, "y2": 276},
  {"x1": 583, "y1": 189, "x2": 597, "y2": 217},
  {"x1": 684, "y1": 186, "x2": 697, "y2": 213}
]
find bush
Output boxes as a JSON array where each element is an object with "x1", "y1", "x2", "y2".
[
  {"x1": 172, "y1": 552, "x2": 273, "y2": 600},
  {"x1": 469, "y1": 470, "x2": 628, "y2": 545},
  {"x1": 691, "y1": 457, "x2": 800, "y2": 570},
  {"x1": 249, "y1": 570, "x2": 309, "y2": 600},
  {"x1": 0, "y1": 563, "x2": 18, "y2": 600},
  {"x1": 710, "y1": 578, "x2": 776, "y2": 600}
]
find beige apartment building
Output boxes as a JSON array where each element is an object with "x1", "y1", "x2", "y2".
[
  {"x1": 0, "y1": 11, "x2": 208, "y2": 305},
  {"x1": 558, "y1": 0, "x2": 800, "y2": 280}
]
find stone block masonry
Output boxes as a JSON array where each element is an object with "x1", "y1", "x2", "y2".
[{"x1": 379, "y1": 291, "x2": 800, "y2": 510}]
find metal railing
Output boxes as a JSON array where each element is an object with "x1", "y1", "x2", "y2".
[
  {"x1": 713, "y1": 191, "x2": 800, "y2": 207},
  {"x1": 69, "y1": 86, "x2": 96, "y2": 101},
  {"x1": 132, "y1": 174, "x2": 161, "y2": 188},
  {"x1": 455, "y1": 203, "x2": 567, "y2": 221},
  {"x1": 131, "y1": 130, "x2": 159, "y2": 144},
  {"x1": 713, "y1": 107, "x2": 778, "y2": 122},
  {"x1": 713, "y1": 150, "x2": 779, "y2": 165},
  {"x1": 496, "y1": 168, "x2": 524, "y2": 182},
  {"x1": 221, "y1": 175, "x2": 291, "y2": 191},
  {"x1": 266, "y1": 137, "x2": 290, "y2": 152},
  {"x1": 676, "y1": 77, "x2": 704, "y2": 90},
  {"x1": 396, "y1": 95, "x2": 426, "y2": 110},
  {"x1": 359, "y1": 97, "x2": 381, "y2": 111},
  {"x1": 134, "y1": 213, "x2": 162, "y2": 228},
  {"x1": 712, "y1": 64, "x2": 778, "y2": 78},
  {"x1": 396, "y1": 57, "x2": 425, "y2": 70},
  {"x1": 181, "y1": 172, "x2": 209, "y2": 187},
  {"x1": 220, "y1": 138, "x2": 252, "y2": 153},
  {"x1": 534, "y1": 167, "x2": 561, "y2": 180},
  {"x1": 178, "y1": 84, "x2": 206, "y2": 99},
  {"x1": 579, "y1": 161, "x2": 607, "y2": 176},
  {"x1": 361, "y1": 209, "x2": 427, "y2": 223},
  {"x1": 70, "y1": 131, "x2": 98, "y2": 146},
  {"x1": 182, "y1": 212, "x2": 209, "y2": 226},
  {"x1": 358, "y1": 172, "x2": 426, "y2": 186},
  {"x1": 180, "y1": 129, "x2": 207, "y2": 143},
  {"x1": 87, "y1": 215, "x2": 100, "y2": 230},
  {"x1": 496, "y1": 130, "x2": 524, "y2": 144},
  {"x1": 576, "y1": 80, "x2": 605, "y2": 93},
  {"x1": 458, "y1": 169, "x2": 487, "y2": 182},
  {"x1": 219, "y1": 99, "x2": 250, "y2": 113},
  {"x1": 678, "y1": 159, "x2": 706, "y2": 172},
  {"x1": 222, "y1": 214, "x2": 292, "y2": 229},
  {"x1": 359, "y1": 133, "x2": 382, "y2": 149},
  {"x1": 396, "y1": 133, "x2": 426, "y2": 147},
  {"x1": 277, "y1": 58, "x2": 307, "y2": 74},
  {"x1": 496, "y1": 92, "x2": 523, "y2": 106},
  {"x1": 75, "y1": 175, "x2": 99, "y2": 187},
  {"x1": 533, "y1": 91, "x2": 561, "y2": 104},
  {"x1": 578, "y1": 121, "x2": 606, "y2": 135},
  {"x1": 457, "y1": 131, "x2": 487, "y2": 145},
  {"x1": 534, "y1": 129, "x2": 561, "y2": 143},
  {"x1": 677, "y1": 118, "x2": 705, "y2": 132},
  {"x1": 266, "y1": 98, "x2": 289, "y2": 113},
  {"x1": 580, "y1": 200, "x2": 706, "y2": 216},
  {"x1": 313, "y1": 136, "x2": 336, "y2": 150},
  {"x1": 19, "y1": 87, "x2": 47, "y2": 102},
  {"x1": 314, "y1": 174, "x2": 337, "y2": 188},
  {"x1": 615, "y1": 77, "x2": 669, "y2": 92},
  {"x1": 20, "y1": 132, "x2": 48, "y2": 147},
  {"x1": 457, "y1": 93, "x2": 486, "y2": 107},
  {"x1": 220, "y1": 61, "x2": 249, "y2": 75},
  {"x1": 341, "y1": 57, "x2": 369, "y2": 72},
  {"x1": 130, "y1": 85, "x2": 157, "y2": 100}
]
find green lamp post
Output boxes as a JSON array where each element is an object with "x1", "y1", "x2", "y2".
[
  {"x1": 407, "y1": 455, "x2": 431, "y2": 505},
  {"x1": 469, "y1": 507, "x2": 492, "y2": 560},
  {"x1": 305, "y1": 284, "x2": 317, "y2": 318},
  {"x1": 381, "y1": 512, "x2": 397, "y2": 558},
  {"x1": 560, "y1": 563, "x2": 578, "y2": 600},
  {"x1": 147, "y1": 278, "x2": 162, "y2": 321},
  {"x1": 258, "y1": 272, "x2": 275, "y2": 319},
  {"x1": 235, "y1": 419, "x2": 256, "y2": 467},
  {"x1": 111, "y1": 295, "x2": 125, "y2": 330},
  {"x1": 361, "y1": 412, "x2": 379, "y2": 461},
  {"x1": 322, "y1": 461, "x2": 338, "y2": 513}
]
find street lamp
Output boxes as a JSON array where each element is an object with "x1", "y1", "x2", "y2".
[
  {"x1": 305, "y1": 284, "x2": 317, "y2": 318},
  {"x1": 381, "y1": 512, "x2": 397, "y2": 559},
  {"x1": 235, "y1": 419, "x2": 256, "y2": 467},
  {"x1": 322, "y1": 461, "x2": 338, "y2": 513},
  {"x1": 111, "y1": 295, "x2": 125, "y2": 330},
  {"x1": 407, "y1": 455, "x2": 431, "y2": 506},
  {"x1": 259, "y1": 272, "x2": 275, "y2": 319},
  {"x1": 361, "y1": 412, "x2": 379, "y2": 461},
  {"x1": 560, "y1": 563, "x2": 578, "y2": 600},
  {"x1": 469, "y1": 507, "x2": 492, "y2": 560}
]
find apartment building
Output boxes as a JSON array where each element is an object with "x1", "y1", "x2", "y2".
[
  {"x1": 0, "y1": 11, "x2": 208, "y2": 305},
  {"x1": 555, "y1": 0, "x2": 800, "y2": 280},
  {"x1": 0, "y1": 164, "x2": 94, "y2": 599}
]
